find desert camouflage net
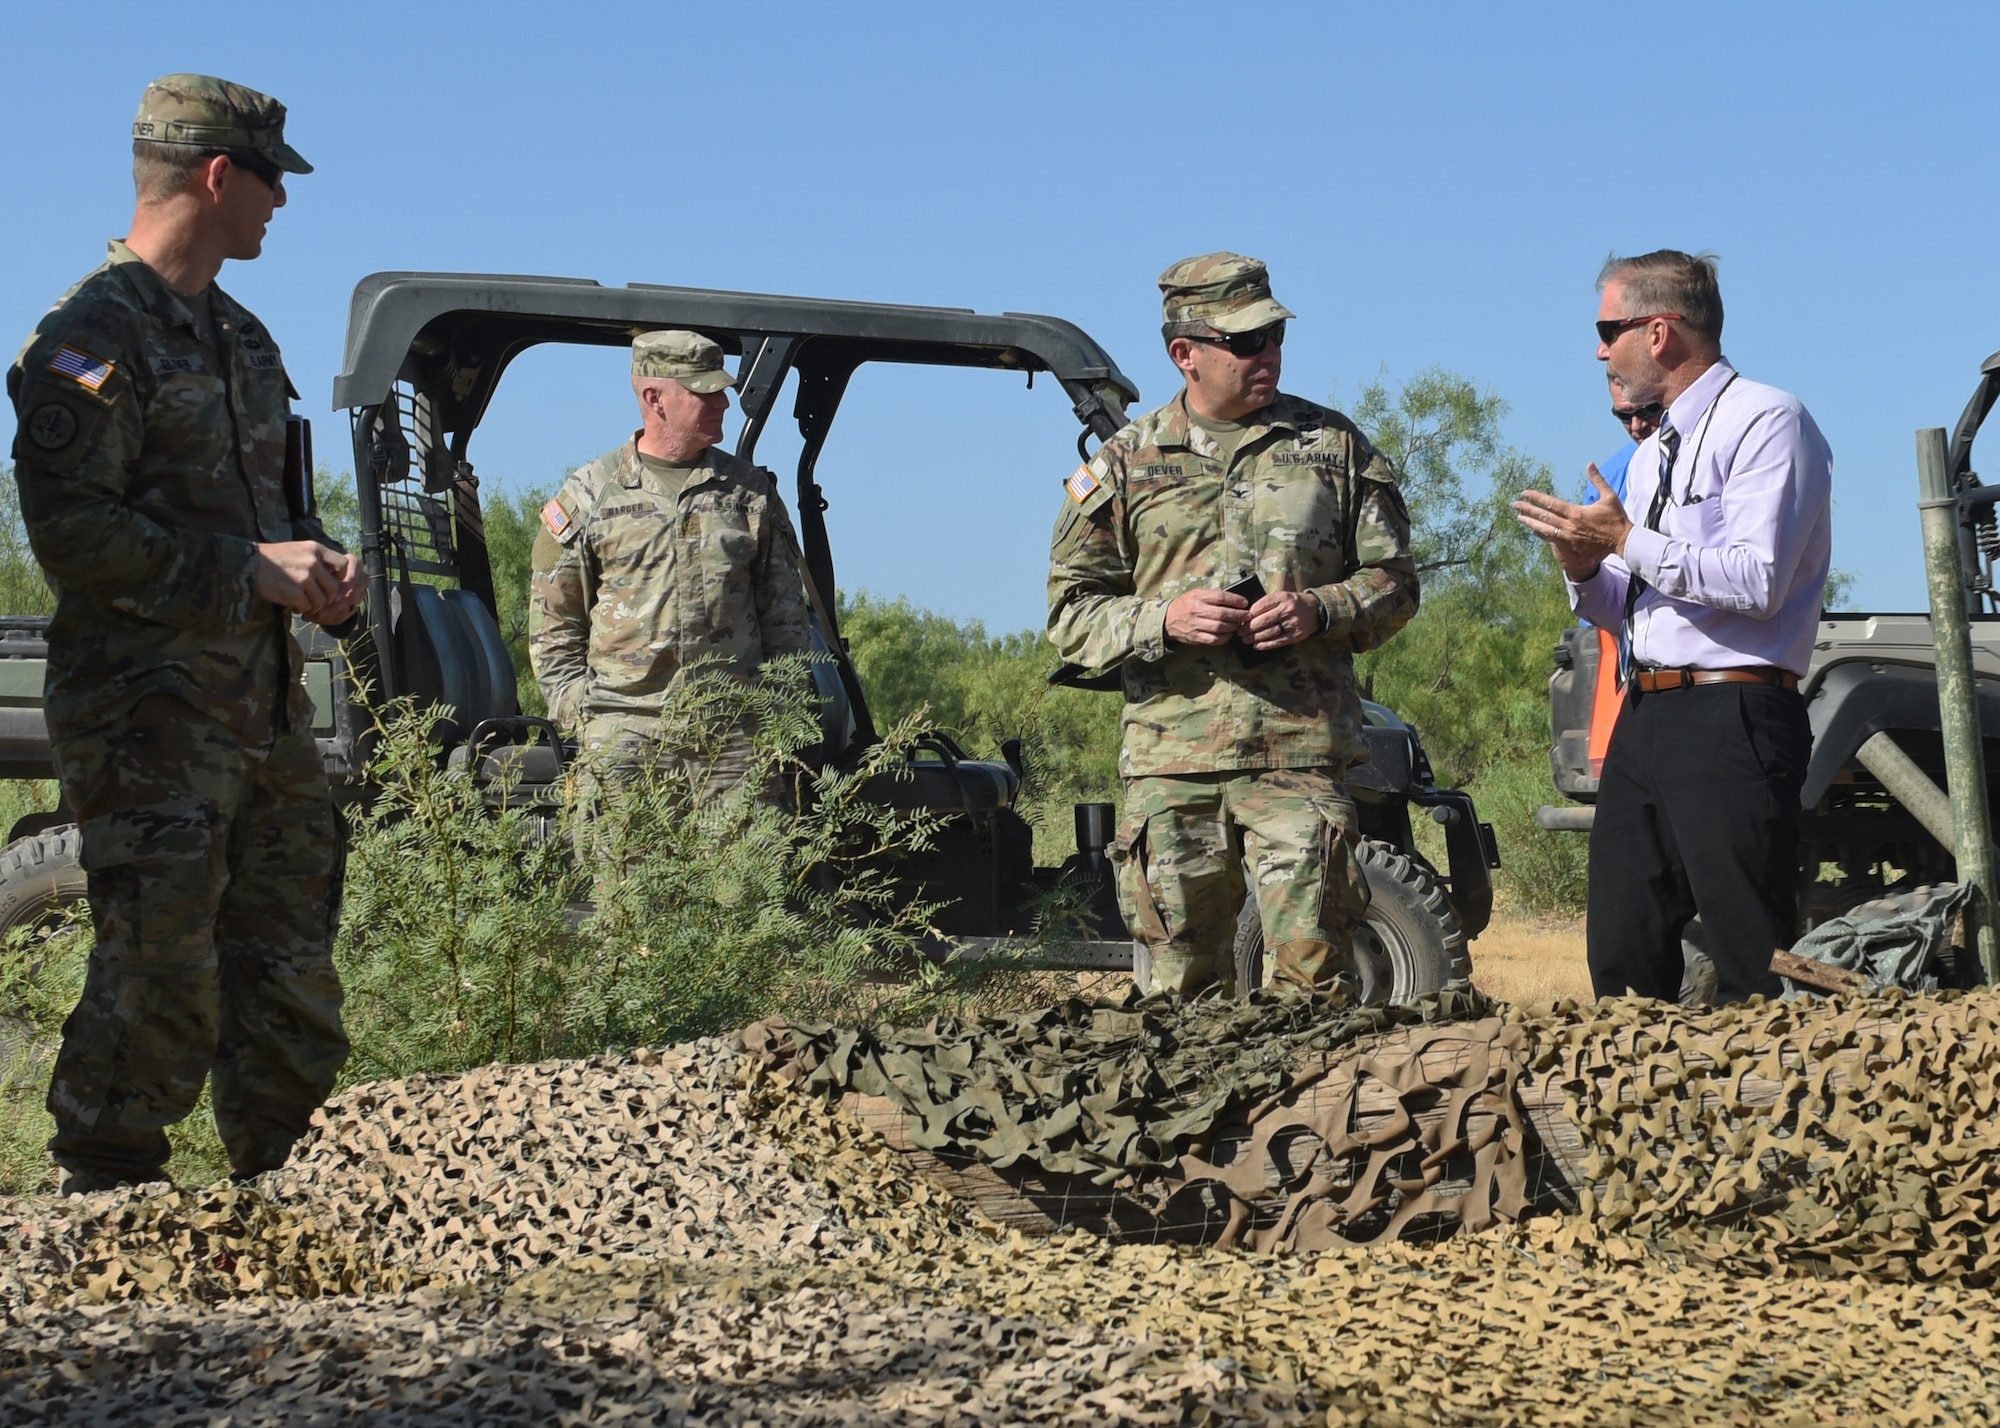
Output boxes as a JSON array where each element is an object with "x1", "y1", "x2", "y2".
[
  {"x1": 4, "y1": 990, "x2": 2000, "y2": 1421},
  {"x1": 1532, "y1": 986, "x2": 2000, "y2": 1282}
]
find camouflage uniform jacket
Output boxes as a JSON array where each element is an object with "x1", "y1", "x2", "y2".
[
  {"x1": 529, "y1": 439, "x2": 812, "y2": 729},
  {"x1": 7, "y1": 241, "x2": 337, "y2": 744},
  {"x1": 1048, "y1": 390, "x2": 1419, "y2": 777}
]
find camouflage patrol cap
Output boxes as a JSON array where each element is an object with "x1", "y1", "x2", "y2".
[
  {"x1": 631, "y1": 330, "x2": 738, "y2": 394},
  {"x1": 1159, "y1": 252, "x2": 1295, "y2": 334},
  {"x1": 132, "y1": 73, "x2": 311, "y2": 175}
]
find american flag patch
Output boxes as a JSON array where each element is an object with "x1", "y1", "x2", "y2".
[
  {"x1": 540, "y1": 498, "x2": 572, "y2": 537},
  {"x1": 47, "y1": 345, "x2": 114, "y2": 392},
  {"x1": 1066, "y1": 465, "x2": 1099, "y2": 503}
]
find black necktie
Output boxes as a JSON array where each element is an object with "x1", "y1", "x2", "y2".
[{"x1": 1618, "y1": 415, "x2": 1680, "y2": 687}]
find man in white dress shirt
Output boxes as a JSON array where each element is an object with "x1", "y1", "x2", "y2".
[{"x1": 1514, "y1": 250, "x2": 1832, "y2": 1002}]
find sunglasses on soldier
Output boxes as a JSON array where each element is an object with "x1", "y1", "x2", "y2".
[
  {"x1": 1184, "y1": 322, "x2": 1285, "y2": 358},
  {"x1": 220, "y1": 148, "x2": 283, "y2": 191}
]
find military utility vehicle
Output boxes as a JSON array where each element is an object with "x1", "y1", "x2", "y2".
[
  {"x1": 1542, "y1": 347, "x2": 2000, "y2": 995},
  {"x1": 0, "y1": 274, "x2": 1496, "y2": 1001}
]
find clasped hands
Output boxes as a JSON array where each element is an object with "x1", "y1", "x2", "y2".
[
  {"x1": 1511, "y1": 465, "x2": 1635, "y2": 580},
  {"x1": 254, "y1": 541, "x2": 367, "y2": 627},
  {"x1": 1165, "y1": 586, "x2": 1320, "y2": 650}
]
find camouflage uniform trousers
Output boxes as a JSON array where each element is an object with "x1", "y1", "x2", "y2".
[
  {"x1": 1111, "y1": 767, "x2": 1369, "y2": 997},
  {"x1": 573, "y1": 712, "x2": 787, "y2": 881},
  {"x1": 577, "y1": 712, "x2": 780, "y2": 806},
  {"x1": 46, "y1": 694, "x2": 348, "y2": 1184}
]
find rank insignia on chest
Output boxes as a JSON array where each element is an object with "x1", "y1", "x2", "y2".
[
  {"x1": 47, "y1": 345, "x2": 115, "y2": 392},
  {"x1": 1066, "y1": 465, "x2": 1100, "y2": 503},
  {"x1": 540, "y1": 498, "x2": 573, "y2": 538}
]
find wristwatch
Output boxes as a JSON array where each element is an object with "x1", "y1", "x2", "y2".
[{"x1": 1304, "y1": 590, "x2": 1331, "y2": 633}]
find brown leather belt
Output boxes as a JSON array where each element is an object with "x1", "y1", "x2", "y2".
[{"x1": 1631, "y1": 666, "x2": 1799, "y2": 693}]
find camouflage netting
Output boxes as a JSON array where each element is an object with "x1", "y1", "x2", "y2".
[
  {"x1": 746, "y1": 986, "x2": 1540, "y2": 1250},
  {"x1": 3, "y1": 989, "x2": 2000, "y2": 1421}
]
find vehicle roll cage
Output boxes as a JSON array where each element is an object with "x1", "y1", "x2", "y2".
[
  {"x1": 1946, "y1": 346, "x2": 2000, "y2": 618},
  {"x1": 330, "y1": 273, "x2": 1140, "y2": 712}
]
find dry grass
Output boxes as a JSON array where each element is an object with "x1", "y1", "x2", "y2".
[{"x1": 1468, "y1": 913, "x2": 1591, "y2": 1005}]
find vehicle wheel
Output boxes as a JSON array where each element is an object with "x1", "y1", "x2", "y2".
[
  {"x1": 0, "y1": 825, "x2": 87, "y2": 943},
  {"x1": 1234, "y1": 840, "x2": 1467, "y2": 1004}
]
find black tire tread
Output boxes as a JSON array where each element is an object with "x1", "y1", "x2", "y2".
[
  {"x1": 0, "y1": 824, "x2": 86, "y2": 938},
  {"x1": 1232, "y1": 836, "x2": 1472, "y2": 1000},
  {"x1": 1356, "y1": 839, "x2": 1469, "y2": 978}
]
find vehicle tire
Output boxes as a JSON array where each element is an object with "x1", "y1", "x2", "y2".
[
  {"x1": 0, "y1": 825, "x2": 87, "y2": 943},
  {"x1": 1234, "y1": 840, "x2": 1467, "y2": 1004}
]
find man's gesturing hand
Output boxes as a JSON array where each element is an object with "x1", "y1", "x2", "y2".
[
  {"x1": 1243, "y1": 591, "x2": 1321, "y2": 650},
  {"x1": 1512, "y1": 465, "x2": 1635, "y2": 580},
  {"x1": 1165, "y1": 588, "x2": 1250, "y2": 645},
  {"x1": 255, "y1": 542, "x2": 367, "y2": 626}
]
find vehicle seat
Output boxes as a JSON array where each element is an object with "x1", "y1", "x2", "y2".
[
  {"x1": 442, "y1": 587, "x2": 520, "y2": 722},
  {"x1": 807, "y1": 623, "x2": 856, "y2": 766},
  {"x1": 392, "y1": 582, "x2": 520, "y2": 744}
]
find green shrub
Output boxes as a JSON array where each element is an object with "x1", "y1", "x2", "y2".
[
  {"x1": 0, "y1": 660, "x2": 967, "y2": 1191},
  {"x1": 1475, "y1": 754, "x2": 1590, "y2": 918},
  {"x1": 335, "y1": 657, "x2": 949, "y2": 1079}
]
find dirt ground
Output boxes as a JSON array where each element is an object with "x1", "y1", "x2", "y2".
[{"x1": 1468, "y1": 913, "x2": 1592, "y2": 1003}]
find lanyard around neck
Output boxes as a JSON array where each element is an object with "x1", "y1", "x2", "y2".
[{"x1": 1674, "y1": 370, "x2": 1740, "y2": 503}]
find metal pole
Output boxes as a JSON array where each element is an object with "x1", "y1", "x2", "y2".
[
  {"x1": 1916, "y1": 426, "x2": 2000, "y2": 982},
  {"x1": 1854, "y1": 731, "x2": 1957, "y2": 851}
]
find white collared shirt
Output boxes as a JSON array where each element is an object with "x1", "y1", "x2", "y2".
[{"x1": 1568, "y1": 359, "x2": 1834, "y2": 676}]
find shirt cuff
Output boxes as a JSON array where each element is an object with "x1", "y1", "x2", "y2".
[
  {"x1": 1308, "y1": 585, "x2": 1344, "y2": 637},
  {"x1": 1620, "y1": 526, "x2": 1670, "y2": 585},
  {"x1": 1132, "y1": 598, "x2": 1172, "y2": 663},
  {"x1": 217, "y1": 534, "x2": 264, "y2": 625}
]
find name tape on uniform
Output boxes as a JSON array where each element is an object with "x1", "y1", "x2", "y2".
[{"x1": 48, "y1": 345, "x2": 115, "y2": 392}]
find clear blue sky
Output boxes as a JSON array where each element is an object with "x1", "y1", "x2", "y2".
[{"x1": 6, "y1": 2, "x2": 1996, "y2": 634}]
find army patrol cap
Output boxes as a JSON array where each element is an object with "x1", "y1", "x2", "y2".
[
  {"x1": 1160, "y1": 252, "x2": 1295, "y2": 334},
  {"x1": 632, "y1": 330, "x2": 738, "y2": 394},
  {"x1": 132, "y1": 73, "x2": 312, "y2": 175}
]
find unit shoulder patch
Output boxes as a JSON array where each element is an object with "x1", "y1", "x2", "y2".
[{"x1": 25, "y1": 403, "x2": 78, "y2": 451}]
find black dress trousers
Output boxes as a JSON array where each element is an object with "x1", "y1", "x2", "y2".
[{"x1": 1585, "y1": 682, "x2": 1812, "y2": 1002}]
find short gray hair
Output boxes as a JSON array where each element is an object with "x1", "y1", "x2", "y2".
[
  {"x1": 1598, "y1": 250, "x2": 1724, "y2": 343},
  {"x1": 1160, "y1": 319, "x2": 1218, "y2": 347}
]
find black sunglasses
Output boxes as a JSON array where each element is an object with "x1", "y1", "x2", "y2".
[
  {"x1": 1612, "y1": 402, "x2": 1664, "y2": 428},
  {"x1": 221, "y1": 148, "x2": 283, "y2": 191},
  {"x1": 1185, "y1": 322, "x2": 1285, "y2": 358},
  {"x1": 1595, "y1": 312, "x2": 1682, "y2": 345}
]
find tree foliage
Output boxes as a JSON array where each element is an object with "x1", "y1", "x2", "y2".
[
  {"x1": 1348, "y1": 370, "x2": 1576, "y2": 786},
  {"x1": 837, "y1": 592, "x2": 1121, "y2": 862}
]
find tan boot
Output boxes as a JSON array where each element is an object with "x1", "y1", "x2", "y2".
[{"x1": 1269, "y1": 938, "x2": 1358, "y2": 1003}]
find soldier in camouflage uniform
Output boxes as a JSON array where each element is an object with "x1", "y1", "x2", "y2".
[
  {"x1": 1048, "y1": 254, "x2": 1419, "y2": 997},
  {"x1": 529, "y1": 331, "x2": 811, "y2": 795},
  {"x1": 7, "y1": 76, "x2": 364, "y2": 1193}
]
